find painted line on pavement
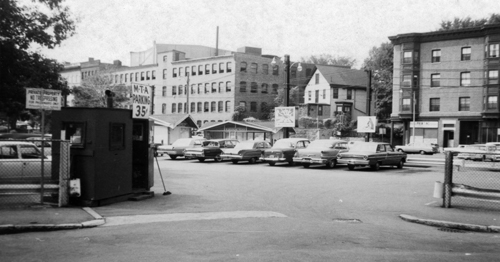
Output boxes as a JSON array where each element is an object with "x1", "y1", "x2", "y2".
[{"x1": 102, "y1": 211, "x2": 287, "y2": 227}]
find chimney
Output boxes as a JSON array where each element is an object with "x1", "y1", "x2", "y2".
[{"x1": 88, "y1": 57, "x2": 94, "y2": 62}]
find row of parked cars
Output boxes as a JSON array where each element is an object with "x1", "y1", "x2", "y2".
[{"x1": 156, "y1": 137, "x2": 408, "y2": 171}]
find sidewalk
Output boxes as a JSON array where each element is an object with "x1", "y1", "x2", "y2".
[{"x1": 0, "y1": 205, "x2": 104, "y2": 234}]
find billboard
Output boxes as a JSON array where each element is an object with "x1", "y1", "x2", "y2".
[
  {"x1": 25, "y1": 88, "x2": 61, "y2": 111},
  {"x1": 132, "y1": 84, "x2": 152, "y2": 119},
  {"x1": 357, "y1": 116, "x2": 377, "y2": 133},
  {"x1": 274, "y1": 107, "x2": 295, "y2": 127}
]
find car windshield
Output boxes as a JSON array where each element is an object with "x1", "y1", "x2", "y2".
[
  {"x1": 172, "y1": 139, "x2": 193, "y2": 146},
  {"x1": 307, "y1": 140, "x2": 332, "y2": 149},
  {"x1": 273, "y1": 140, "x2": 294, "y2": 148},
  {"x1": 234, "y1": 141, "x2": 256, "y2": 149},
  {"x1": 202, "y1": 141, "x2": 218, "y2": 147},
  {"x1": 348, "y1": 143, "x2": 377, "y2": 152}
]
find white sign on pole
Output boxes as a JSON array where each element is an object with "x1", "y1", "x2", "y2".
[
  {"x1": 274, "y1": 107, "x2": 295, "y2": 127},
  {"x1": 132, "y1": 84, "x2": 152, "y2": 119},
  {"x1": 357, "y1": 116, "x2": 377, "y2": 133},
  {"x1": 26, "y1": 88, "x2": 62, "y2": 111}
]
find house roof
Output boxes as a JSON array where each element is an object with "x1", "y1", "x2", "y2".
[
  {"x1": 198, "y1": 121, "x2": 282, "y2": 133},
  {"x1": 149, "y1": 114, "x2": 198, "y2": 129},
  {"x1": 315, "y1": 65, "x2": 368, "y2": 89}
]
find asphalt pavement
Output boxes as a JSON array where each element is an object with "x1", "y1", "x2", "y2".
[{"x1": 1, "y1": 153, "x2": 499, "y2": 235}]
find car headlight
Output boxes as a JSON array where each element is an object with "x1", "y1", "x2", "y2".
[
  {"x1": 294, "y1": 152, "x2": 298, "y2": 157},
  {"x1": 363, "y1": 156, "x2": 368, "y2": 160},
  {"x1": 337, "y1": 155, "x2": 342, "y2": 159}
]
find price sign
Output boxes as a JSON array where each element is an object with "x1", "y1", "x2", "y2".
[
  {"x1": 132, "y1": 84, "x2": 152, "y2": 119},
  {"x1": 274, "y1": 107, "x2": 295, "y2": 127}
]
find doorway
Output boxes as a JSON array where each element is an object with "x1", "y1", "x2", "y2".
[{"x1": 443, "y1": 130, "x2": 454, "y2": 148}]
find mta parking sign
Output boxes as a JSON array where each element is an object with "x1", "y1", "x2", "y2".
[{"x1": 132, "y1": 84, "x2": 152, "y2": 119}]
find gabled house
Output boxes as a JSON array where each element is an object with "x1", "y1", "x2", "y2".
[
  {"x1": 302, "y1": 65, "x2": 371, "y2": 124},
  {"x1": 149, "y1": 114, "x2": 198, "y2": 145}
]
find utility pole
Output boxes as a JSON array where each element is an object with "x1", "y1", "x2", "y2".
[
  {"x1": 186, "y1": 74, "x2": 190, "y2": 114},
  {"x1": 365, "y1": 70, "x2": 372, "y2": 142},
  {"x1": 284, "y1": 54, "x2": 290, "y2": 139}
]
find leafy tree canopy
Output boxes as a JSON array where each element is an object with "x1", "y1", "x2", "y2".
[
  {"x1": 438, "y1": 13, "x2": 500, "y2": 31},
  {"x1": 301, "y1": 54, "x2": 355, "y2": 68},
  {"x1": 0, "y1": 0, "x2": 75, "y2": 129}
]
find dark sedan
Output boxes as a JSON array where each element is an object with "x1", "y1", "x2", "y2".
[
  {"x1": 184, "y1": 139, "x2": 239, "y2": 162},
  {"x1": 337, "y1": 142, "x2": 407, "y2": 171},
  {"x1": 293, "y1": 139, "x2": 348, "y2": 168},
  {"x1": 261, "y1": 138, "x2": 310, "y2": 166},
  {"x1": 220, "y1": 140, "x2": 271, "y2": 164}
]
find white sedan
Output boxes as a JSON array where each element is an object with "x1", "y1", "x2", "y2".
[
  {"x1": 395, "y1": 143, "x2": 439, "y2": 155},
  {"x1": 0, "y1": 141, "x2": 51, "y2": 179}
]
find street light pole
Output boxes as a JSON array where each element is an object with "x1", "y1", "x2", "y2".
[
  {"x1": 412, "y1": 90, "x2": 416, "y2": 144},
  {"x1": 284, "y1": 54, "x2": 290, "y2": 138}
]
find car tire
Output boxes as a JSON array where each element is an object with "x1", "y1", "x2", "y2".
[
  {"x1": 198, "y1": 158, "x2": 205, "y2": 162},
  {"x1": 288, "y1": 160, "x2": 294, "y2": 166},
  {"x1": 169, "y1": 155, "x2": 177, "y2": 160},
  {"x1": 249, "y1": 157, "x2": 257, "y2": 164},
  {"x1": 303, "y1": 163, "x2": 310, "y2": 168},
  {"x1": 370, "y1": 162, "x2": 380, "y2": 171},
  {"x1": 419, "y1": 150, "x2": 425, "y2": 155},
  {"x1": 397, "y1": 159, "x2": 404, "y2": 169},
  {"x1": 214, "y1": 155, "x2": 222, "y2": 162},
  {"x1": 326, "y1": 159, "x2": 336, "y2": 169},
  {"x1": 268, "y1": 162, "x2": 276, "y2": 166},
  {"x1": 347, "y1": 164, "x2": 355, "y2": 170},
  {"x1": 231, "y1": 160, "x2": 238, "y2": 164}
]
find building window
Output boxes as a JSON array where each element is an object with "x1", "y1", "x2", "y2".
[
  {"x1": 191, "y1": 84, "x2": 195, "y2": 94},
  {"x1": 251, "y1": 82, "x2": 257, "y2": 93},
  {"x1": 189, "y1": 102, "x2": 195, "y2": 113},
  {"x1": 218, "y1": 101, "x2": 223, "y2": 112},
  {"x1": 403, "y1": 74, "x2": 411, "y2": 87},
  {"x1": 130, "y1": 73, "x2": 133, "y2": 82},
  {"x1": 152, "y1": 70, "x2": 156, "y2": 80},
  {"x1": 225, "y1": 101, "x2": 231, "y2": 112},
  {"x1": 240, "y1": 81, "x2": 247, "y2": 92},
  {"x1": 488, "y1": 70, "x2": 499, "y2": 85},
  {"x1": 261, "y1": 102, "x2": 267, "y2": 112},
  {"x1": 219, "y1": 63, "x2": 224, "y2": 73},
  {"x1": 178, "y1": 85, "x2": 183, "y2": 95},
  {"x1": 318, "y1": 105, "x2": 323, "y2": 116},
  {"x1": 163, "y1": 55, "x2": 168, "y2": 62},
  {"x1": 177, "y1": 103, "x2": 182, "y2": 113},
  {"x1": 347, "y1": 89, "x2": 352, "y2": 100},
  {"x1": 173, "y1": 68, "x2": 177, "y2": 78},
  {"x1": 460, "y1": 72, "x2": 471, "y2": 86},
  {"x1": 197, "y1": 102, "x2": 202, "y2": 112},
  {"x1": 333, "y1": 88, "x2": 338, "y2": 99},
  {"x1": 306, "y1": 68, "x2": 312, "y2": 77},
  {"x1": 461, "y1": 47, "x2": 471, "y2": 61},
  {"x1": 308, "y1": 91, "x2": 312, "y2": 101},
  {"x1": 141, "y1": 72, "x2": 145, "y2": 81},
  {"x1": 261, "y1": 83, "x2": 268, "y2": 93},
  {"x1": 163, "y1": 69, "x2": 167, "y2": 79},
  {"x1": 272, "y1": 65, "x2": 279, "y2": 75},
  {"x1": 272, "y1": 84, "x2": 278, "y2": 94},
  {"x1": 403, "y1": 51, "x2": 412, "y2": 64},
  {"x1": 429, "y1": 98, "x2": 440, "y2": 112},
  {"x1": 322, "y1": 89, "x2": 326, "y2": 99},
  {"x1": 135, "y1": 72, "x2": 138, "y2": 81},
  {"x1": 239, "y1": 101, "x2": 246, "y2": 109},
  {"x1": 120, "y1": 74, "x2": 123, "y2": 83},
  {"x1": 459, "y1": 97, "x2": 470, "y2": 111},
  {"x1": 211, "y1": 82, "x2": 217, "y2": 93},
  {"x1": 205, "y1": 64, "x2": 210, "y2": 75},
  {"x1": 227, "y1": 62, "x2": 232, "y2": 73},
  {"x1": 198, "y1": 83, "x2": 202, "y2": 94},
  {"x1": 179, "y1": 67, "x2": 183, "y2": 77},
  {"x1": 185, "y1": 67, "x2": 189, "y2": 77},
  {"x1": 315, "y1": 74, "x2": 319, "y2": 84},
  {"x1": 205, "y1": 83, "x2": 210, "y2": 94},
  {"x1": 124, "y1": 73, "x2": 128, "y2": 82},
  {"x1": 162, "y1": 86, "x2": 167, "y2": 97},
  {"x1": 251, "y1": 63, "x2": 258, "y2": 74},
  {"x1": 487, "y1": 95, "x2": 498, "y2": 109},
  {"x1": 204, "y1": 102, "x2": 209, "y2": 112},
  {"x1": 211, "y1": 102, "x2": 216, "y2": 112},
  {"x1": 218, "y1": 82, "x2": 223, "y2": 93},
  {"x1": 162, "y1": 103, "x2": 166, "y2": 114},
  {"x1": 240, "y1": 62, "x2": 247, "y2": 72},
  {"x1": 489, "y1": 43, "x2": 499, "y2": 58},
  {"x1": 226, "y1": 81, "x2": 232, "y2": 92},
  {"x1": 431, "y1": 49, "x2": 441, "y2": 63},
  {"x1": 198, "y1": 65, "x2": 203, "y2": 75},
  {"x1": 262, "y1": 64, "x2": 269, "y2": 75},
  {"x1": 192, "y1": 65, "x2": 196, "y2": 76},
  {"x1": 196, "y1": 120, "x2": 202, "y2": 127},
  {"x1": 212, "y1": 63, "x2": 217, "y2": 74},
  {"x1": 402, "y1": 98, "x2": 411, "y2": 111},
  {"x1": 172, "y1": 86, "x2": 177, "y2": 96},
  {"x1": 431, "y1": 74, "x2": 440, "y2": 87},
  {"x1": 250, "y1": 102, "x2": 257, "y2": 112},
  {"x1": 315, "y1": 90, "x2": 319, "y2": 103},
  {"x1": 171, "y1": 104, "x2": 176, "y2": 113}
]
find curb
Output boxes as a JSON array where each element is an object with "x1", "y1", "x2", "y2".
[
  {"x1": 399, "y1": 214, "x2": 500, "y2": 233},
  {"x1": 0, "y1": 207, "x2": 105, "y2": 235}
]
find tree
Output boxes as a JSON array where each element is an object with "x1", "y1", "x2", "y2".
[
  {"x1": 231, "y1": 105, "x2": 248, "y2": 121},
  {"x1": 362, "y1": 42, "x2": 394, "y2": 120},
  {"x1": 0, "y1": 0, "x2": 75, "y2": 130},
  {"x1": 438, "y1": 13, "x2": 500, "y2": 31},
  {"x1": 301, "y1": 54, "x2": 355, "y2": 68},
  {"x1": 72, "y1": 65, "x2": 130, "y2": 108},
  {"x1": 273, "y1": 86, "x2": 301, "y2": 107}
]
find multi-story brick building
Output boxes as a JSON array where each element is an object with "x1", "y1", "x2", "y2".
[{"x1": 389, "y1": 24, "x2": 500, "y2": 147}]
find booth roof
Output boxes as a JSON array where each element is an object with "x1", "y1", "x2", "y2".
[
  {"x1": 198, "y1": 120, "x2": 282, "y2": 133},
  {"x1": 150, "y1": 114, "x2": 198, "y2": 129}
]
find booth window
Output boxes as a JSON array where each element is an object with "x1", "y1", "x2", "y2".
[
  {"x1": 63, "y1": 122, "x2": 86, "y2": 148},
  {"x1": 110, "y1": 123, "x2": 126, "y2": 150}
]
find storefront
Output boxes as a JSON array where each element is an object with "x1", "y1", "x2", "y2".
[
  {"x1": 197, "y1": 121, "x2": 283, "y2": 144},
  {"x1": 407, "y1": 121, "x2": 438, "y2": 145}
]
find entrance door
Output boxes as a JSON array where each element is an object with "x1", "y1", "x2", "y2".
[{"x1": 443, "y1": 130, "x2": 454, "y2": 148}]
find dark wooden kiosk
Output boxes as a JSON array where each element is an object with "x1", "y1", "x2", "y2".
[{"x1": 52, "y1": 107, "x2": 154, "y2": 206}]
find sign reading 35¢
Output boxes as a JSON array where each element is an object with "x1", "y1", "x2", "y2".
[{"x1": 132, "y1": 84, "x2": 152, "y2": 119}]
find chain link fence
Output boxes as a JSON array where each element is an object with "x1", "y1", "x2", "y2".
[
  {"x1": 442, "y1": 151, "x2": 500, "y2": 211},
  {"x1": 0, "y1": 139, "x2": 71, "y2": 209}
]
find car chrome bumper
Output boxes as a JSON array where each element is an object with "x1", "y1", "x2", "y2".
[
  {"x1": 293, "y1": 158, "x2": 326, "y2": 164},
  {"x1": 220, "y1": 155, "x2": 243, "y2": 160},
  {"x1": 337, "y1": 159, "x2": 369, "y2": 165},
  {"x1": 261, "y1": 157, "x2": 286, "y2": 162}
]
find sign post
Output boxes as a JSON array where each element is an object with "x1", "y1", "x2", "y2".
[
  {"x1": 131, "y1": 84, "x2": 152, "y2": 119},
  {"x1": 25, "y1": 88, "x2": 62, "y2": 205}
]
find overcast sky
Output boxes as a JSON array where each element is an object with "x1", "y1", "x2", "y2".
[{"x1": 38, "y1": 0, "x2": 499, "y2": 69}]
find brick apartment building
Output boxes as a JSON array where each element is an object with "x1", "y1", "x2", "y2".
[{"x1": 389, "y1": 24, "x2": 500, "y2": 147}]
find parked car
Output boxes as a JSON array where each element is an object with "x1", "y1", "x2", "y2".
[
  {"x1": 0, "y1": 141, "x2": 51, "y2": 179},
  {"x1": 395, "y1": 142, "x2": 439, "y2": 155},
  {"x1": 260, "y1": 138, "x2": 310, "y2": 166},
  {"x1": 220, "y1": 140, "x2": 271, "y2": 164},
  {"x1": 456, "y1": 144, "x2": 498, "y2": 161},
  {"x1": 26, "y1": 136, "x2": 52, "y2": 156},
  {"x1": 337, "y1": 142, "x2": 407, "y2": 171},
  {"x1": 184, "y1": 139, "x2": 239, "y2": 162},
  {"x1": 0, "y1": 133, "x2": 52, "y2": 140},
  {"x1": 157, "y1": 137, "x2": 207, "y2": 160},
  {"x1": 293, "y1": 139, "x2": 348, "y2": 168}
]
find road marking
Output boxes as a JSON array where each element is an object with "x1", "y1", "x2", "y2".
[
  {"x1": 425, "y1": 201, "x2": 437, "y2": 206},
  {"x1": 102, "y1": 211, "x2": 287, "y2": 227}
]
